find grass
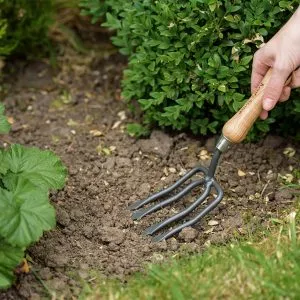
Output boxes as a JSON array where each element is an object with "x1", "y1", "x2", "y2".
[{"x1": 78, "y1": 207, "x2": 300, "y2": 300}]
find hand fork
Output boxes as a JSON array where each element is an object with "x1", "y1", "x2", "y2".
[{"x1": 129, "y1": 69, "x2": 294, "y2": 242}]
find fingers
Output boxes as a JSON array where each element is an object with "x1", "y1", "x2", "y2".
[
  {"x1": 289, "y1": 67, "x2": 300, "y2": 88},
  {"x1": 260, "y1": 86, "x2": 291, "y2": 119},
  {"x1": 262, "y1": 65, "x2": 290, "y2": 111},
  {"x1": 279, "y1": 86, "x2": 291, "y2": 102},
  {"x1": 260, "y1": 109, "x2": 268, "y2": 120},
  {"x1": 251, "y1": 50, "x2": 271, "y2": 93}
]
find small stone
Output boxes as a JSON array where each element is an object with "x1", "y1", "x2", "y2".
[
  {"x1": 283, "y1": 147, "x2": 296, "y2": 157},
  {"x1": 238, "y1": 169, "x2": 246, "y2": 177},
  {"x1": 183, "y1": 242, "x2": 198, "y2": 253},
  {"x1": 157, "y1": 240, "x2": 168, "y2": 250},
  {"x1": 169, "y1": 167, "x2": 176, "y2": 173},
  {"x1": 208, "y1": 220, "x2": 219, "y2": 226},
  {"x1": 137, "y1": 183, "x2": 151, "y2": 197},
  {"x1": 47, "y1": 254, "x2": 69, "y2": 267},
  {"x1": 234, "y1": 186, "x2": 244, "y2": 196},
  {"x1": 39, "y1": 267, "x2": 52, "y2": 280},
  {"x1": 248, "y1": 195, "x2": 255, "y2": 200},
  {"x1": 137, "y1": 130, "x2": 173, "y2": 157},
  {"x1": 152, "y1": 253, "x2": 164, "y2": 262},
  {"x1": 99, "y1": 226, "x2": 125, "y2": 245},
  {"x1": 47, "y1": 278, "x2": 67, "y2": 291},
  {"x1": 274, "y1": 189, "x2": 293, "y2": 201},
  {"x1": 178, "y1": 227, "x2": 198, "y2": 242},
  {"x1": 89, "y1": 129, "x2": 103, "y2": 137},
  {"x1": 199, "y1": 149, "x2": 211, "y2": 160},
  {"x1": 56, "y1": 208, "x2": 70, "y2": 227},
  {"x1": 103, "y1": 157, "x2": 116, "y2": 170},
  {"x1": 83, "y1": 225, "x2": 94, "y2": 239},
  {"x1": 168, "y1": 237, "x2": 178, "y2": 251}
]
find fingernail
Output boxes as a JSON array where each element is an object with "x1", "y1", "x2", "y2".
[{"x1": 263, "y1": 98, "x2": 276, "y2": 111}]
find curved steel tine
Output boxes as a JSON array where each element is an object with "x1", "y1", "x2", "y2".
[
  {"x1": 132, "y1": 179, "x2": 205, "y2": 220},
  {"x1": 144, "y1": 181, "x2": 212, "y2": 235},
  {"x1": 152, "y1": 182, "x2": 224, "y2": 242},
  {"x1": 129, "y1": 166, "x2": 207, "y2": 210}
]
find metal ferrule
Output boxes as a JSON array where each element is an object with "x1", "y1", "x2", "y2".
[{"x1": 216, "y1": 134, "x2": 232, "y2": 153}]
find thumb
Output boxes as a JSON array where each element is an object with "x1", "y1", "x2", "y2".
[{"x1": 263, "y1": 66, "x2": 290, "y2": 111}]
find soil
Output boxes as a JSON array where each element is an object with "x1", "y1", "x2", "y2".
[{"x1": 1, "y1": 50, "x2": 299, "y2": 299}]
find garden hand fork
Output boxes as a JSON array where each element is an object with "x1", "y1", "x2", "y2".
[{"x1": 129, "y1": 69, "x2": 293, "y2": 242}]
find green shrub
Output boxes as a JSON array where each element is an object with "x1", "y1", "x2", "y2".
[
  {"x1": 81, "y1": 0, "x2": 300, "y2": 139},
  {"x1": 0, "y1": 0, "x2": 54, "y2": 57},
  {"x1": 0, "y1": 103, "x2": 67, "y2": 289}
]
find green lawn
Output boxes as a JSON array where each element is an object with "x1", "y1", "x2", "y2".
[{"x1": 80, "y1": 203, "x2": 300, "y2": 300}]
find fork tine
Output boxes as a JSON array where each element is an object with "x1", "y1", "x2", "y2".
[
  {"x1": 132, "y1": 179, "x2": 205, "y2": 220},
  {"x1": 144, "y1": 181, "x2": 212, "y2": 235},
  {"x1": 152, "y1": 182, "x2": 224, "y2": 242},
  {"x1": 128, "y1": 166, "x2": 207, "y2": 210}
]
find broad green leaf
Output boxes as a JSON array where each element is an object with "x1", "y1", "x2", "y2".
[
  {"x1": 0, "y1": 239, "x2": 24, "y2": 289},
  {"x1": 0, "y1": 178, "x2": 56, "y2": 247},
  {"x1": 0, "y1": 150, "x2": 9, "y2": 174},
  {"x1": 0, "y1": 103, "x2": 11, "y2": 134},
  {"x1": 3, "y1": 144, "x2": 67, "y2": 190}
]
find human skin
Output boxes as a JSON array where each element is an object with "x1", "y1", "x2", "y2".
[{"x1": 251, "y1": 6, "x2": 300, "y2": 119}]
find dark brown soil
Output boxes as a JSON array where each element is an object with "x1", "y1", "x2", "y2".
[{"x1": 1, "y1": 51, "x2": 299, "y2": 299}]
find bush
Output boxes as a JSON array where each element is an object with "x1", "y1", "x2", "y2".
[
  {"x1": 81, "y1": 0, "x2": 300, "y2": 139},
  {"x1": 0, "y1": 0, "x2": 54, "y2": 57}
]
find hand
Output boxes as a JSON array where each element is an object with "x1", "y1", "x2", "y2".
[{"x1": 251, "y1": 7, "x2": 300, "y2": 119}]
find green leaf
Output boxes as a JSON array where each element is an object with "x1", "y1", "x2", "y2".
[
  {"x1": 0, "y1": 239, "x2": 24, "y2": 289},
  {"x1": 0, "y1": 150, "x2": 9, "y2": 174},
  {"x1": 3, "y1": 144, "x2": 67, "y2": 190},
  {"x1": 218, "y1": 84, "x2": 227, "y2": 93},
  {"x1": 127, "y1": 123, "x2": 150, "y2": 138},
  {"x1": 103, "y1": 12, "x2": 121, "y2": 29},
  {"x1": 0, "y1": 178, "x2": 56, "y2": 247},
  {"x1": 0, "y1": 103, "x2": 11, "y2": 134},
  {"x1": 240, "y1": 55, "x2": 253, "y2": 66}
]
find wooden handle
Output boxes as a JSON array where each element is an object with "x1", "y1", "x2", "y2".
[{"x1": 222, "y1": 69, "x2": 291, "y2": 144}]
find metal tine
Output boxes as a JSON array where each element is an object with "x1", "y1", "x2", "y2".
[
  {"x1": 132, "y1": 178, "x2": 205, "y2": 220},
  {"x1": 152, "y1": 180, "x2": 224, "y2": 242},
  {"x1": 128, "y1": 166, "x2": 207, "y2": 211},
  {"x1": 144, "y1": 181, "x2": 212, "y2": 235}
]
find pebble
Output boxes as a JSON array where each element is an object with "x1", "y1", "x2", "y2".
[
  {"x1": 168, "y1": 237, "x2": 179, "y2": 251},
  {"x1": 39, "y1": 267, "x2": 52, "y2": 280},
  {"x1": 234, "y1": 186, "x2": 244, "y2": 196},
  {"x1": 83, "y1": 224, "x2": 94, "y2": 239},
  {"x1": 208, "y1": 220, "x2": 219, "y2": 226},
  {"x1": 137, "y1": 183, "x2": 151, "y2": 197},
  {"x1": 47, "y1": 254, "x2": 69, "y2": 267},
  {"x1": 103, "y1": 157, "x2": 116, "y2": 170},
  {"x1": 274, "y1": 189, "x2": 293, "y2": 201},
  {"x1": 137, "y1": 130, "x2": 173, "y2": 157},
  {"x1": 56, "y1": 208, "x2": 71, "y2": 227},
  {"x1": 99, "y1": 226, "x2": 125, "y2": 245},
  {"x1": 178, "y1": 227, "x2": 198, "y2": 242}
]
